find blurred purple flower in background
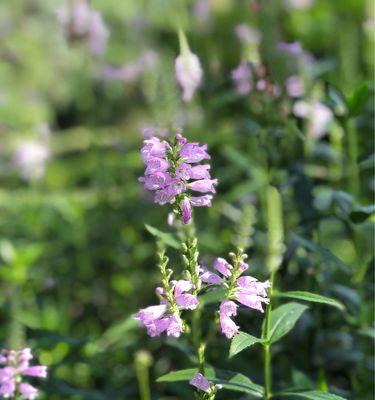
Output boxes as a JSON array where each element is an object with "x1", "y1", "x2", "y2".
[
  {"x1": 235, "y1": 24, "x2": 261, "y2": 46},
  {"x1": 231, "y1": 61, "x2": 253, "y2": 95},
  {"x1": 58, "y1": 0, "x2": 109, "y2": 55},
  {"x1": 13, "y1": 140, "x2": 50, "y2": 181},
  {"x1": 293, "y1": 100, "x2": 333, "y2": 138},
  {"x1": 283, "y1": 0, "x2": 315, "y2": 10},
  {"x1": 102, "y1": 50, "x2": 158, "y2": 84},
  {"x1": 175, "y1": 30, "x2": 203, "y2": 102}
]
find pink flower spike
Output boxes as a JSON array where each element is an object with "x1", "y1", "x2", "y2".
[
  {"x1": 219, "y1": 300, "x2": 238, "y2": 317},
  {"x1": 189, "y1": 372, "x2": 211, "y2": 393},
  {"x1": 213, "y1": 258, "x2": 232, "y2": 277},
  {"x1": 220, "y1": 315, "x2": 240, "y2": 339},
  {"x1": 19, "y1": 383, "x2": 38, "y2": 400},
  {"x1": 199, "y1": 267, "x2": 223, "y2": 284},
  {"x1": 22, "y1": 366, "x2": 47, "y2": 378},
  {"x1": 182, "y1": 197, "x2": 192, "y2": 224},
  {"x1": 176, "y1": 293, "x2": 199, "y2": 310}
]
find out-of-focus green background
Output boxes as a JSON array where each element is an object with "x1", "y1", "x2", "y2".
[{"x1": 0, "y1": 0, "x2": 373, "y2": 399}]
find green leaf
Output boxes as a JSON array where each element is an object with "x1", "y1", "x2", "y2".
[
  {"x1": 347, "y1": 82, "x2": 368, "y2": 117},
  {"x1": 325, "y1": 83, "x2": 348, "y2": 116},
  {"x1": 349, "y1": 205, "x2": 375, "y2": 224},
  {"x1": 157, "y1": 367, "x2": 264, "y2": 397},
  {"x1": 145, "y1": 224, "x2": 179, "y2": 249},
  {"x1": 273, "y1": 291, "x2": 345, "y2": 311},
  {"x1": 358, "y1": 326, "x2": 375, "y2": 340},
  {"x1": 199, "y1": 288, "x2": 226, "y2": 305},
  {"x1": 230, "y1": 332, "x2": 266, "y2": 358},
  {"x1": 275, "y1": 390, "x2": 347, "y2": 399},
  {"x1": 292, "y1": 234, "x2": 350, "y2": 271},
  {"x1": 268, "y1": 302, "x2": 308, "y2": 344}
]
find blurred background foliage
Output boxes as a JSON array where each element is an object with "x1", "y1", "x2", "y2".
[{"x1": 0, "y1": 0, "x2": 373, "y2": 399}]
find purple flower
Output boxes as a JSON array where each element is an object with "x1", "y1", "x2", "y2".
[
  {"x1": 133, "y1": 304, "x2": 168, "y2": 326},
  {"x1": 277, "y1": 41, "x2": 303, "y2": 56},
  {"x1": 189, "y1": 372, "x2": 211, "y2": 393},
  {"x1": 133, "y1": 279, "x2": 197, "y2": 337},
  {"x1": 166, "y1": 314, "x2": 184, "y2": 337},
  {"x1": 182, "y1": 197, "x2": 192, "y2": 224},
  {"x1": 219, "y1": 300, "x2": 238, "y2": 317},
  {"x1": 19, "y1": 383, "x2": 38, "y2": 400},
  {"x1": 176, "y1": 293, "x2": 199, "y2": 309},
  {"x1": 180, "y1": 142, "x2": 210, "y2": 163},
  {"x1": 236, "y1": 292, "x2": 269, "y2": 312},
  {"x1": 285, "y1": 75, "x2": 304, "y2": 97},
  {"x1": 189, "y1": 179, "x2": 218, "y2": 193},
  {"x1": 293, "y1": 100, "x2": 333, "y2": 138},
  {"x1": 175, "y1": 52, "x2": 203, "y2": 102},
  {"x1": 189, "y1": 165, "x2": 211, "y2": 179},
  {"x1": 235, "y1": 24, "x2": 261, "y2": 45},
  {"x1": 213, "y1": 258, "x2": 232, "y2": 277},
  {"x1": 231, "y1": 61, "x2": 252, "y2": 95},
  {"x1": 58, "y1": 0, "x2": 109, "y2": 55},
  {"x1": 22, "y1": 366, "x2": 47, "y2": 379},
  {"x1": 0, "y1": 349, "x2": 47, "y2": 399},
  {"x1": 199, "y1": 267, "x2": 223, "y2": 284},
  {"x1": 139, "y1": 132, "x2": 218, "y2": 224},
  {"x1": 189, "y1": 195, "x2": 213, "y2": 207},
  {"x1": 0, "y1": 379, "x2": 15, "y2": 398},
  {"x1": 220, "y1": 315, "x2": 240, "y2": 339}
]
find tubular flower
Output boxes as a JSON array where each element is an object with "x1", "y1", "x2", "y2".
[
  {"x1": 132, "y1": 280, "x2": 198, "y2": 338},
  {"x1": 139, "y1": 132, "x2": 218, "y2": 224},
  {"x1": 0, "y1": 348, "x2": 47, "y2": 399},
  {"x1": 189, "y1": 373, "x2": 222, "y2": 397},
  {"x1": 203, "y1": 255, "x2": 270, "y2": 338}
]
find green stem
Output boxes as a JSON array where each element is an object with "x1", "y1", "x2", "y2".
[
  {"x1": 263, "y1": 271, "x2": 275, "y2": 400},
  {"x1": 345, "y1": 118, "x2": 360, "y2": 197}
]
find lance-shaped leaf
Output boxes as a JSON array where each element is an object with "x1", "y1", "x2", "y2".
[
  {"x1": 273, "y1": 291, "x2": 345, "y2": 311},
  {"x1": 275, "y1": 389, "x2": 347, "y2": 399},
  {"x1": 145, "y1": 224, "x2": 179, "y2": 249},
  {"x1": 230, "y1": 332, "x2": 266, "y2": 358},
  {"x1": 157, "y1": 366, "x2": 264, "y2": 397},
  {"x1": 267, "y1": 302, "x2": 308, "y2": 344}
]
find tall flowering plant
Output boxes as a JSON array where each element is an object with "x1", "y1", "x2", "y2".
[
  {"x1": 133, "y1": 131, "x2": 346, "y2": 400},
  {"x1": 134, "y1": 131, "x2": 270, "y2": 399}
]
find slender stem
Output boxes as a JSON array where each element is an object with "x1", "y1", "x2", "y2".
[
  {"x1": 263, "y1": 271, "x2": 275, "y2": 400},
  {"x1": 345, "y1": 118, "x2": 360, "y2": 198}
]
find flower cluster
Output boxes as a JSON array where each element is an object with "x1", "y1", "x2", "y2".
[
  {"x1": 133, "y1": 279, "x2": 198, "y2": 338},
  {"x1": 0, "y1": 348, "x2": 47, "y2": 399},
  {"x1": 58, "y1": 0, "x2": 109, "y2": 55},
  {"x1": 139, "y1": 133, "x2": 218, "y2": 224},
  {"x1": 200, "y1": 255, "x2": 270, "y2": 339},
  {"x1": 189, "y1": 373, "x2": 222, "y2": 399}
]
